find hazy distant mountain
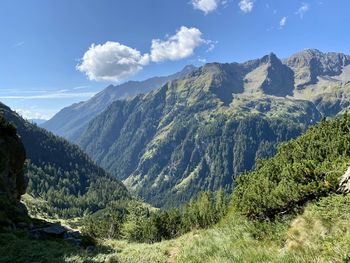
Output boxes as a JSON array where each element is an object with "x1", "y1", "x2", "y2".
[{"x1": 42, "y1": 65, "x2": 196, "y2": 141}]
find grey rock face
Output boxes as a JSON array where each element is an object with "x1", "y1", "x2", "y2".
[
  {"x1": 260, "y1": 53, "x2": 295, "y2": 96},
  {"x1": 284, "y1": 49, "x2": 350, "y2": 88}
]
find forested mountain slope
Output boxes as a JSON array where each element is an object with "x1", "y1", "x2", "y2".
[
  {"x1": 74, "y1": 49, "x2": 350, "y2": 208},
  {"x1": 0, "y1": 102, "x2": 129, "y2": 218},
  {"x1": 75, "y1": 58, "x2": 311, "y2": 206}
]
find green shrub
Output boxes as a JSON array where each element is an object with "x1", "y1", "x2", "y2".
[
  {"x1": 82, "y1": 190, "x2": 229, "y2": 244},
  {"x1": 232, "y1": 114, "x2": 350, "y2": 219}
]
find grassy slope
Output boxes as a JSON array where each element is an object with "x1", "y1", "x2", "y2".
[
  {"x1": 8, "y1": 192, "x2": 346, "y2": 263},
  {"x1": 174, "y1": 193, "x2": 350, "y2": 263},
  {"x1": 1, "y1": 184, "x2": 349, "y2": 261},
  {"x1": 100, "y1": 193, "x2": 349, "y2": 263}
]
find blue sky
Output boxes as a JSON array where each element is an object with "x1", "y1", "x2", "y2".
[{"x1": 1, "y1": 0, "x2": 349, "y2": 119}]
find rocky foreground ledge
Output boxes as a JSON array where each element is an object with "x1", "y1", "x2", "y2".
[
  {"x1": 9, "y1": 220, "x2": 84, "y2": 246},
  {"x1": 0, "y1": 118, "x2": 94, "y2": 250}
]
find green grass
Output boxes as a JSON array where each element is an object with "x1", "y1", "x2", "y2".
[
  {"x1": 175, "y1": 194, "x2": 350, "y2": 263},
  {"x1": 3, "y1": 194, "x2": 350, "y2": 263},
  {"x1": 0, "y1": 231, "x2": 87, "y2": 263}
]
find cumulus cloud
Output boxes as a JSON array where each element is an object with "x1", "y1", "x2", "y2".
[
  {"x1": 76, "y1": 41, "x2": 150, "y2": 82},
  {"x1": 295, "y1": 3, "x2": 310, "y2": 18},
  {"x1": 191, "y1": 0, "x2": 219, "y2": 14},
  {"x1": 279, "y1": 17, "x2": 287, "y2": 28},
  {"x1": 77, "y1": 27, "x2": 211, "y2": 82},
  {"x1": 238, "y1": 0, "x2": 254, "y2": 13},
  {"x1": 150, "y1": 26, "x2": 204, "y2": 62}
]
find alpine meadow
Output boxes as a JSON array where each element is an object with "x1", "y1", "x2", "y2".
[{"x1": 1, "y1": 1, "x2": 350, "y2": 262}]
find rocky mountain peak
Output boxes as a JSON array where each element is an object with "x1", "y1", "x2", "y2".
[
  {"x1": 242, "y1": 53, "x2": 294, "y2": 97},
  {"x1": 261, "y1": 52, "x2": 279, "y2": 64},
  {"x1": 285, "y1": 49, "x2": 350, "y2": 88}
]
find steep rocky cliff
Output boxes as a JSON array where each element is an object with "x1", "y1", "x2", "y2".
[{"x1": 0, "y1": 117, "x2": 28, "y2": 225}]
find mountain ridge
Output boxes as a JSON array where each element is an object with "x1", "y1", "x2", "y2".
[
  {"x1": 43, "y1": 49, "x2": 350, "y2": 142},
  {"x1": 41, "y1": 65, "x2": 196, "y2": 141},
  {"x1": 44, "y1": 49, "x2": 350, "y2": 207}
]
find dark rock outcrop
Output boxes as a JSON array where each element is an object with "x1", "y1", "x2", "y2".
[
  {"x1": 29, "y1": 222, "x2": 83, "y2": 245},
  {"x1": 0, "y1": 117, "x2": 29, "y2": 225},
  {"x1": 0, "y1": 114, "x2": 93, "y2": 248}
]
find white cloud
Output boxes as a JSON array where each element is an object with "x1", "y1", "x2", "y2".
[
  {"x1": 77, "y1": 26, "x2": 211, "y2": 82},
  {"x1": 76, "y1": 41, "x2": 150, "y2": 82},
  {"x1": 150, "y1": 26, "x2": 205, "y2": 62},
  {"x1": 295, "y1": 3, "x2": 310, "y2": 18},
  {"x1": 238, "y1": 0, "x2": 254, "y2": 13},
  {"x1": 279, "y1": 17, "x2": 287, "y2": 28},
  {"x1": 191, "y1": 0, "x2": 219, "y2": 14},
  {"x1": 206, "y1": 40, "x2": 218, "y2": 53}
]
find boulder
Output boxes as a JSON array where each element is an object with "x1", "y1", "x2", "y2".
[
  {"x1": 29, "y1": 222, "x2": 84, "y2": 244},
  {"x1": 40, "y1": 224, "x2": 67, "y2": 237}
]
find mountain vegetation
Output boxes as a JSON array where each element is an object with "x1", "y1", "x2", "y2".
[
  {"x1": 80, "y1": 113, "x2": 350, "y2": 246},
  {"x1": 74, "y1": 50, "x2": 350, "y2": 207},
  {"x1": 2, "y1": 103, "x2": 348, "y2": 263},
  {"x1": 0, "y1": 102, "x2": 129, "y2": 219},
  {"x1": 232, "y1": 114, "x2": 350, "y2": 219},
  {"x1": 173, "y1": 113, "x2": 350, "y2": 262},
  {"x1": 82, "y1": 189, "x2": 229, "y2": 243}
]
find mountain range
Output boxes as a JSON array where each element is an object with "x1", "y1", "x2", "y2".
[{"x1": 42, "y1": 49, "x2": 350, "y2": 207}]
